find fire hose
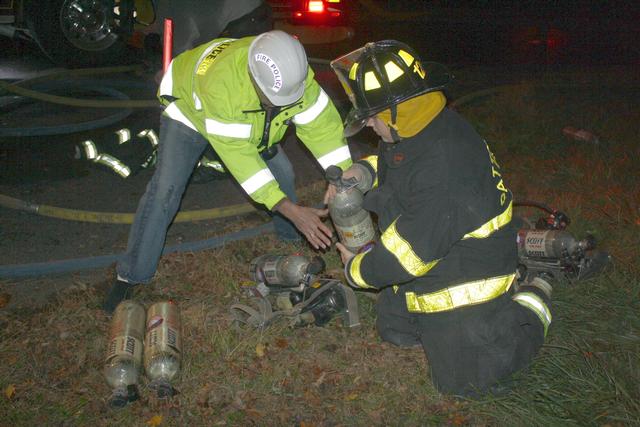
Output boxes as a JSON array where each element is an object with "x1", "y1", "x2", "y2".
[
  {"x1": 0, "y1": 81, "x2": 138, "y2": 137},
  {"x1": 0, "y1": 65, "x2": 158, "y2": 110},
  {"x1": 0, "y1": 193, "x2": 256, "y2": 224},
  {"x1": 0, "y1": 222, "x2": 275, "y2": 278}
]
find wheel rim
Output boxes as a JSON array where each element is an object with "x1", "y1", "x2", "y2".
[{"x1": 60, "y1": 0, "x2": 120, "y2": 51}]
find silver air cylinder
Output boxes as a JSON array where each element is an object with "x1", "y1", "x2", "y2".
[
  {"x1": 326, "y1": 165, "x2": 376, "y2": 253},
  {"x1": 251, "y1": 254, "x2": 325, "y2": 288},
  {"x1": 517, "y1": 229, "x2": 582, "y2": 258},
  {"x1": 144, "y1": 301, "x2": 182, "y2": 398},
  {"x1": 104, "y1": 300, "x2": 146, "y2": 408}
]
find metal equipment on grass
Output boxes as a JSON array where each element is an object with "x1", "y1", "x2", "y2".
[
  {"x1": 515, "y1": 201, "x2": 611, "y2": 283},
  {"x1": 232, "y1": 253, "x2": 360, "y2": 329},
  {"x1": 104, "y1": 300, "x2": 145, "y2": 408}
]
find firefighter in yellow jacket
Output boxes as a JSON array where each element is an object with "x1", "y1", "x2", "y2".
[
  {"x1": 329, "y1": 40, "x2": 553, "y2": 396},
  {"x1": 103, "y1": 30, "x2": 352, "y2": 312}
]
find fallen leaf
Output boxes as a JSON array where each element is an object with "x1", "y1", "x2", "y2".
[
  {"x1": 344, "y1": 392, "x2": 358, "y2": 401},
  {"x1": 245, "y1": 408, "x2": 263, "y2": 419},
  {"x1": 0, "y1": 293, "x2": 11, "y2": 309},
  {"x1": 256, "y1": 343, "x2": 266, "y2": 358},
  {"x1": 303, "y1": 390, "x2": 322, "y2": 406},
  {"x1": 275, "y1": 337, "x2": 288, "y2": 349},
  {"x1": 146, "y1": 415, "x2": 163, "y2": 426},
  {"x1": 312, "y1": 371, "x2": 326, "y2": 388},
  {"x1": 5, "y1": 384, "x2": 15, "y2": 400},
  {"x1": 451, "y1": 414, "x2": 467, "y2": 425}
]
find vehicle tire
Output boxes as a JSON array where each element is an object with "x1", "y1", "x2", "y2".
[{"x1": 24, "y1": 0, "x2": 133, "y2": 68}]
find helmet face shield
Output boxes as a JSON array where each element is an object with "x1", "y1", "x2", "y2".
[
  {"x1": 343, "y1": 109, "x2": 369, "y2": 138},
  {"x1": 331, "y1": 45, "x2": 367, "y2": 105},
  {"x1": 331, "y1": 40, "x2": 453, "y2": 137}
]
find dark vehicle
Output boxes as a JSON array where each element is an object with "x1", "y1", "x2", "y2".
[
  {"x1": 0, "y1": 0, "x2": 143, "y2": 66},
  {"x1": 0, "y1": 0, "x2": 353, "y2": 67},
  {"x1": 270, "y1": 0, "x2": 352, "y2": 44}
]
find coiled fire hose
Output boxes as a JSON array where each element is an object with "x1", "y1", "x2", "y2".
[{"x1": 0, "y1": 65, "x2": 157, "y2": 109}]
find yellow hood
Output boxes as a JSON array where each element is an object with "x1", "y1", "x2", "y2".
[{"x1": 378, "y1": 91, "x2": 446, "y2": 138}]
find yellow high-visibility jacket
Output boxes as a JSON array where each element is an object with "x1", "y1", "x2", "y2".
[{"x1": 158, "y1": 36, "x2": 352, "y2": 209}]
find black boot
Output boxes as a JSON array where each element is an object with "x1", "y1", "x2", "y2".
[{"x1": 103, "y1": 280, "x2": 138, "y2": 314}]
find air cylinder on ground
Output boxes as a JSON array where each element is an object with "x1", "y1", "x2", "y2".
[
  {"x1": 104, "y1": 300, "x2": 146, "y2": 408},
  {"x1": 144, "y1": 300, "x2": 182, "y2": 398},
  {"x1": 517, "y1": 229, "x2": 590, "y2": 258},
  {"x1": 251, "y1": 254, "x2": 325, "y2": 289}
]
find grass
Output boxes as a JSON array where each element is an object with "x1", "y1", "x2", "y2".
[{"x1": 1, "y1": 67, "x2": 639, "y2": 426}]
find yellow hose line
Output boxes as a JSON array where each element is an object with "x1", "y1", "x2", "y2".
[
  {"x1": 0, "y1": 79, "x2": 158, "y2": 109},
  {"x1": 9, "y1": 65, "x2": 145, "y2": 85},
  {"x1": 0, "y1": 194, "x2": 257, "y2": 224}
]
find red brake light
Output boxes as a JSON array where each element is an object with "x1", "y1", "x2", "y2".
[{"x1": 308, "y1": 1, "x2": 325, "y2": 13}]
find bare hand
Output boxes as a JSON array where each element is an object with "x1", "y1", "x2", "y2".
[
  {"x1": 275, "y1": 199, "x2": 332, "y2": 249},
  {"x1": 336, "y1": 242, "x2": 356, "y2": 265}
]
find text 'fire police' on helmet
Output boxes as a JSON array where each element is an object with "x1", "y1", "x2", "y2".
[
  {"x1": 248, "y1": 30, "x2": 309, "y2": 107},
  {"x1": 331, "y1": 40, "x2": 453, "y2": 137}
]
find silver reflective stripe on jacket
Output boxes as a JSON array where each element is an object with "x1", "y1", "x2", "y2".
[
  {"x1": 241, "y1": 168, "x2": 276, "y2": 194},
  {"x1": 164, "y1": 103, "x2": 197, "y2": 131},
  {"x1": 205, "y1": 118, "x2": 252, "y2": 138},
  {"x1": 292, "y1": 89, "x2": 329, "y2": 125},
  {"x1": 158, "y1": 60, "x2": 174, "y2": 98},
  {"x1": 317, "y1": 145, "x2": 351, "y2": 170}
]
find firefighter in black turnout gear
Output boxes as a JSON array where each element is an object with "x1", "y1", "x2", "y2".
[{"x1": 328, "y1": 41, "x2": 553, "y2": 396}]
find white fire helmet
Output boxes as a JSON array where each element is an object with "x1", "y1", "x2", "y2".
[{"x1": 248, "y1": 30, "x2": 308, "y2": 106}]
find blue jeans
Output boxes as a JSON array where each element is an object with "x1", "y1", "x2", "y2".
[{"x1": 117, "y1": 116, "x2": 299, "y2": 284}]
